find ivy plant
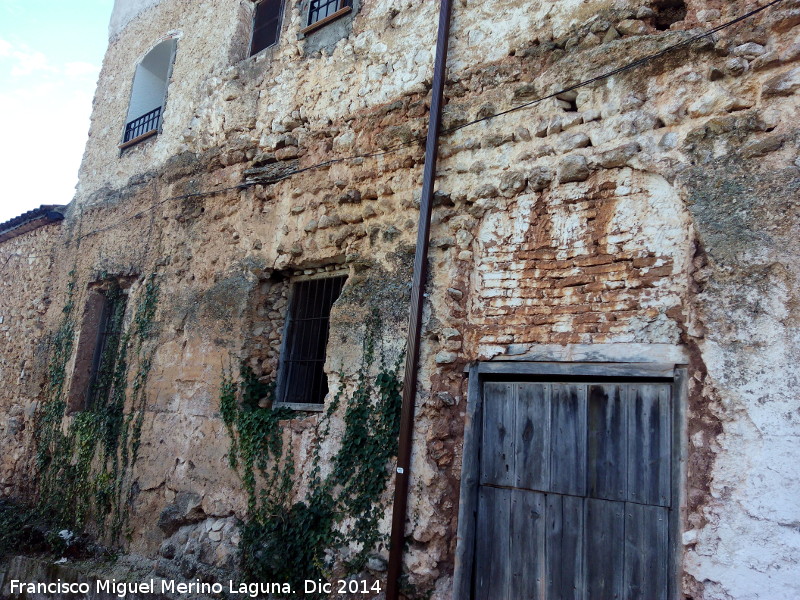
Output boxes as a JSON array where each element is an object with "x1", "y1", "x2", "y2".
[
  {"x1": 33, "y1": 273, "x2": 161, "y2": 541},
  {"x1": 220, "y1": 309, "x2": 403, "y2": 597}
]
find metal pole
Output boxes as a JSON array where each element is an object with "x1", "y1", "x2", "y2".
[{"x1": 385, "y1": 0, "x2": 453, "y2": 597}]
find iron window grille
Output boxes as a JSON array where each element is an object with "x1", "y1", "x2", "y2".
[
  {"x1": 276, "y1": 275, "x2": 346, "y2": 408},
  {"x1": 86, "y1": 289, "x2": 128, "y2": 410},
  {"x1": 251, "y1": 0, "x2": 284, "y2": 56},
  {"x1": 307, "y1": 0, "x2": 352, "y2": 27},
  {"x1": 123, "y1": 106, "x2": 162, "y2": 144}
]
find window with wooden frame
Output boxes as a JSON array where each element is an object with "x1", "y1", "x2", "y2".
[
  {"x1": 250, "y1": 0, "x2": 284, "y2": 56},
  {"x1": 275, "y1": 274, "x2": 346, "y2": 409},
  {"x1": 303, "y1": 0, "x2": 352, "y2": 33},
  {"x1": 67, "y1": 284, "x2": 129, "y2": 413}
]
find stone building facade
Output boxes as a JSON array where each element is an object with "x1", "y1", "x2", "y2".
[{"x1": 1, "y1": 0, "x2": 799, "y2": 598}]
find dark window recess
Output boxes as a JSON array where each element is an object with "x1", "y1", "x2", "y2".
[
  {"x1": 307, "y1": 0, "x2": 352, "y2": 27},
  {"x1": 251, "y1": 0, "x2": 284, "y2": 56},
  {"x1": 278, "y1": 276, "x2": 346, "y2": 406},
  {"x1": 86, "y1": 289, "x2": 128, "y2": 410},
  {"x1": 123, "y1": 106, "x2": 162, "y2": 143}
]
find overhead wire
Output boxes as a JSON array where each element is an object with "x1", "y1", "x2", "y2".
[
  {"x1": 442, "y1": 0, "x2": 784, "y2": 134},
  {"x1": 62, "y1": 0, "x2": 783, "y2": 244}
]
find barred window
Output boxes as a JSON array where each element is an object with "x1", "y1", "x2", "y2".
[
  {"x1": 307, "y1": 0, "x2": 352, "y2": 28},
  {"x1": 251, "y1": 0, "x2": 284, "y2": 56},
  {"x1": 276, "y1": 275, "x2": 346, "y2": 409}
]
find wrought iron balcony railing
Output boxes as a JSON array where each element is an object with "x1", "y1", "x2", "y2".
[{"x1": 122, "y1": 106, "x2": 162, "y2": 145}]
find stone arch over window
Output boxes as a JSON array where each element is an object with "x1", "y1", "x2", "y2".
[{"x1": 121, "y1": 37, "x2": 177, "y2": 148}]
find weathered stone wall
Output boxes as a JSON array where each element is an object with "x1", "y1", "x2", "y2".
[
  {"x1": 412, "y1": 3, "x2": 800, "y2": 596},
  {"x1": 0, "y1": 223, "x2": 62, "y2": 498},
  {"x1": 1, "y1": 0, "x2": 799, "y2": 598}
]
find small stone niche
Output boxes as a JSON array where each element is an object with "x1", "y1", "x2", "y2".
[{"x1": 652, "y1": 0, "x2": 687, "y2": 31}]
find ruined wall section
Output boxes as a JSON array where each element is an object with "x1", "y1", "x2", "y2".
[
  {"x1": 11, "y1": 0, "x2": 799, "y2": 597},
  {"x1": 678, "y1": 124, "x2": 800, "y2": 597},
  {"x1": 366, "y1": 2, "x2": 799, "y2": 598},
  {"x1": 109, "y1": 0, "x2": 166, "y2": 40},
  {"x1": 464, "y1": 169, "x2": 691, "y2": 353},
  {"x1": 77, "y1": 0, "x2": 248, "y2": 202},
  {"x1": 84, "y1": 0, "x2": 703, "y2": 202},
  {"x1": 0, "y1": 223, "x2": 63, "y2": 497},
  {"x1": 9, "y1": 85, "x2": 423, "y2": 579},
  {"x1": 76, "y1": 0, "x2": 440, "y2": 200}
]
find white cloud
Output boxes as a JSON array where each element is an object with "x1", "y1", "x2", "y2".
[
  {"x1": 9, "y1": 49, "x2": 53, "y2": 76},
  {"x1": 0, "y1": 38, "x2": 100, "y2": 222},
  {"x1": 0, "y1": 80, "x2": 94, "y2": 223},
  {"x1": 0, "y1": 38, "x2": 99, "y2": 80},
  {"x1": 65, "y1": 61, "x2": 100, "y2": 78},
  {"x1": 0, "y1": 38, "x2": 55, "y2": 76}
]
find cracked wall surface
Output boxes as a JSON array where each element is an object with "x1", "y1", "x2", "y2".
[{"x1": 1, "y1": 0, "x2": 800, "y2": 598}]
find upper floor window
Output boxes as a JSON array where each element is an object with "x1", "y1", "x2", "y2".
[
  {"x1": 275, "y1": 274, "x2": 346, "y2": 409},
  {"x1": 304, "y1": 0, "x2": 352, "y2": 32},
  {"x1": 120, "y1": 38, "x2": 177, "y2": 149},
  {"x1": 251, "y1": 0, "x2": 284, "y2": 56}
]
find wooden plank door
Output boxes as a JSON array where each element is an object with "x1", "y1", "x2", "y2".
[{"x1": 472, "y1": 381, "x2": 672, "y2": 600}]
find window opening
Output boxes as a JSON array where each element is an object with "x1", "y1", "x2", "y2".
[
  {"x1": 276, "y1": 275, "x2": 346, "y2": 408},
  {"x1": 86, "y1": 288, "x2": 128, "y2": 410},
  {"x1": 67, "y1": 284, "x2": 129, "y2": 414},
  {"x1": 251, "y1": 0, "x2": 284, "y2": 56},
  {"x1": 306, "y1": 0, "x2": 352, "y2": 28},
  {"x1": 121, "y1": 38, "x2": 177, "y2": 148}
]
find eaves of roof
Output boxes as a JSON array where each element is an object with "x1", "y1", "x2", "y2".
[{"x1": 0, "y1": 205, "x2": 67, "y2": 244}]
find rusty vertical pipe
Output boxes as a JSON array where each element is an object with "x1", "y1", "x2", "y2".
[{"x1": 386, "y1": 0, "x2": 453, "y2": 598}]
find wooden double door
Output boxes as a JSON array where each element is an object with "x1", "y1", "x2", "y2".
[{"x1": 470, "y1": 380, "x2": 674, "y2": 600}]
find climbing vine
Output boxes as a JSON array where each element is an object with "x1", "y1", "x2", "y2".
[
  {"x1": 33, "y1": 273, "x2": 161, "y2": 542},
  {"x1": 220, "y1": 309, "x2": 403, "y2": 596}
]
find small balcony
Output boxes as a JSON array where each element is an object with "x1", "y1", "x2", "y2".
[{"x1": 119, "y1": 106, "x2": 162, "y2": 149}]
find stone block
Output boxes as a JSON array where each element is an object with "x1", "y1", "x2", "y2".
[
  {"x1": 557, "y1": 155, "x2": 590, "y2": 183},
  {"x1": 602, "y1": 27, "x2": 620, "y2": 43},
  {"x1": 499, "y1": 171, "x2": 527, "y2": 196},
  {"x1": 733, "y1": 43, "x2": 766, "y2": 59},
  {"x1": 740, "y1": 135, "x2": 785, "y2": 158},
  {"x1": 616, "y1": 20, "x2": 648, "y2": 36},
  {"x1": 559, "y1": 133, "x2": 591, "y2": 152},
  {"x1": 434, "y1": 351, "x2": 457, "y2": 364},
  {"x1": 158, "y1": 492, "x2": 205, "y2": 537},
  {"x1": 762, "y1": 67, "x2": 800, "y2": 97},
  {"x1": 527, "y1": 166, "x2": 553, "y2": 191},
  {"x1": 724, "y1": 57, "x2": 748, "y2": 77},
  {"x1": 594, "y1": 142, "x2": 641, "y2": 168}
]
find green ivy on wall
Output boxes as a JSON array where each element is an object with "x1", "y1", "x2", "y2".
[
  {"x1": 33, "y1": 273, "x2": 161, "y2": 542},
  {"x1": 220, "y1": 309, "x2": 403, "y2": 596}
]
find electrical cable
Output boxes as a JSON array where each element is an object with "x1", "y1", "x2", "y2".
[
  {"x1": 442, "y1": 0, "x2": 784, "y2": 134},
  {"x1": 67, "y1": 184, "x2": 245, "y2": 245},
  {"x1": 59, "y1": 0, "x2": 784, "y2": 244}
]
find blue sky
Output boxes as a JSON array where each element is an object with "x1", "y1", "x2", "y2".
[{"x1": 0, "y1": 0, "x2": 113, "y2": 223}]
